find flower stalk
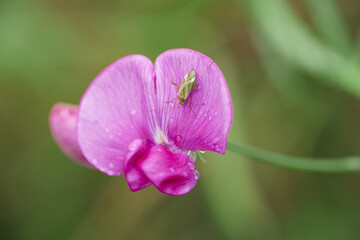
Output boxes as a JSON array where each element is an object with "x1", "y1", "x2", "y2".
[{"x1": 227, "y1": 141, "x2": 360, "y2": 173}]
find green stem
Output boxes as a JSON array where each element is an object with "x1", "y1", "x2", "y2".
[{"x1": 227, "y1": 141, "x2": 360, "y2": 173}]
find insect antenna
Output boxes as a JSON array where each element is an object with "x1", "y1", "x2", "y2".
[
  {"x1": 151, "y1": 103, "x2": 180, "y2": 111},
  {"x1": 171, "y1": 60, "x2": 182, "y2": 85},
  {"x1": 193, "y1": 61, "x2": 215, "y2": 87},
  {"x1": 165, "y1": 97, "x2": 179, "y2": 104}
]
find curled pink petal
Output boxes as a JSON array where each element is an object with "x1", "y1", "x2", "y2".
[
  {"x1": 124, "y1": 140, "x2": 198, "y2": 195},
  {"x1": 139, "y1": 144, "x2": 198, "y2": 196},
  {"x1": 150, "y1": 49, "x2": 233, "y2": 154},
  {"x1": 124, "y1": 139, "x2": 154, "y2": 192},
  {"x1": 49, "y1": 103, "x2": 92, "y2": 168},
  {"x1": 77, "y1": 55, "x2": 154, "y2": 176}
]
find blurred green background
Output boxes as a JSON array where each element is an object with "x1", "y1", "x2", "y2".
[{"x1": 2, "y1": 0, "x2": 360, "y2": 239}]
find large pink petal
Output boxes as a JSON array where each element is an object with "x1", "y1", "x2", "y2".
[
  {"x1": 124, "y1": 141, "x2": 198, "y2": 196},
  {"x1": 49, "y1": 103, "x2": 93, "y2": 168},
  {"x1": 150, "y1": 49, "x2": 233, "y2": 154},
  {"x1": 77, "y1": 55, "x2": 154, "y2": 175}
]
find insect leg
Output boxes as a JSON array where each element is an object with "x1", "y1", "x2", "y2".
[
  {"x1": 187, "y1": 99, "x2": 198, "y2": 119},
  {"x1": 171, "y1": 61, "x2": 181, "y2": 86},
  {"x1": 166, "y1": 97, "x2": 179, "y2": 103},
  {"x1": 171, "y1": 82, "x2": 181, "y2": 88},
  {"x1": 189, "y1": 95, "x2": 205, "y2": 105},
  {"x1": 181, "y1": 105, "x2": 200, "y2": 135}
]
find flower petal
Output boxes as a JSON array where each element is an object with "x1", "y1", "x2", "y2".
[
  {"x1": 77, "y1": 55, "x2": 154, "y2": 175},
  {"x1": 123, "y1": 139, "x2": 154, "y2": 192},
  {"x1": 49, "y1": 103, "x2": 92, "y2": 168},
  {"x1": 131, "y1": 144, "x2": 199, "y2": 196},
  {"x1": 123, "y1": 141, "x2": 198, "y2": 195},
  {"x1": 151, "y1": 49, "x2": 233, "y2": 154}
]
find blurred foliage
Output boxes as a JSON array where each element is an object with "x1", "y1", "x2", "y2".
[{"x1": 1, "y1": 0, "x2": 360, "y2": 239}]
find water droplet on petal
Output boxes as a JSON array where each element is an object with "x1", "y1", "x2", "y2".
[
  {"x1": 169, "y1": 167, "x2": 175, "y2": 173},
  {"x1": 200, "y1": 150, "x2": 206, "y2": 153},
  {"x1": 175, "y1": 135, "x2": 183, "y2": 144},
  {"x1": 187, "y1": 161, "x2": 195, "y2": 170},
  {"x1": 131, "y1": 109, "x2": 136, "y2": 115},
  {"x1": 128, "y1": 139, "x2": 142, "y2": 151},
  {"x1": 214, "y1": 144, "x2": 221, "y2": 152},
  {"x1": 157, "y1": 147, "x2": 163, "y2": 152},
  {"x1": 208, "y1": 115, "x2": 212, "y2": 120},
  {"x1": 204, "y1": 113, "x2": 207, "y2": 117},
  {"x1": 194, "y1": 170, "x2": 200, "y2": 180},
  {"x1": 60, "y1": 109, "x2": 68, "y2": 117},
  {"x1": 109, "y1": 162, "x2": 114, "y2": 168},
  {"x1": 182, "y1": 171, "x2": 188, "y2": 177}
]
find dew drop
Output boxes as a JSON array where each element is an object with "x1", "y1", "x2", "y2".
[
  {"x1": 169, "y1": 167, "x2": 175, "y2": 173},
  {"x1": 208, "y1": 115, "x2": 212, "y2": 120},
  {"x1": 200, "y1": 150, "x2": 206, "y2": 153},
  {"x1": 109, "y1": 162, "x2": 114, "y2": 168},
  {"x1": 204, "y1": 113, "x2": 207, "y2": 117},
  {"x1": 157, "y1": 147, "x2": 163, "y2": 152},
  {"x1": 194, "y1": 170, "x2": 200, "y2": 180},
  {"x1": 128, "y1": 139, "x2": 142, "y2": 151},
  {"x1": 187, "y1": 161, "x2": 195, "y2": 170},
  {"x1": 130, "y1": 109, "x2": 136, "y2": 115},
  {"x1": 215, "y1": 144, "x2": 221, "y2": 152},
  {"x1": 60, "y1": 109, "x2": 68, "y2": 117},
  {"x1": 175, "y1": 135, "x2": 183, "y2": 144},
  {"x1": 182, "y1": 171, "x2": 188, "y2": 177}
]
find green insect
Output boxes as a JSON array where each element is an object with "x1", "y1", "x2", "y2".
[
  {"x1": 153, "y1": 63, "x2": 206, "y2": 130},
  {"x1": 170, "y1": 69, "x2": 202, "y2": 110},
  {"x1": 172, "y1": 69, "x2": 197, "y2": 104},
  {"x1": 164, "y1": 67, "x2": 205, "y2": 132}
]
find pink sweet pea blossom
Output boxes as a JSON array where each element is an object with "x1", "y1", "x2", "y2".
[{"x1": 49, "y1": 49, "x2": 232, "y2": 195}]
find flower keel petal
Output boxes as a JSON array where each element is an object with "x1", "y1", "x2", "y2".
[
  {"x1": 139, "y1": 145, "x2": 198, "y2": 196},
  {"x1": 124, "y1": 139, "x2": 154, "y2": 192},
  {"x1": 124, "y1": 142, "x2": 198, "y2": 196}
]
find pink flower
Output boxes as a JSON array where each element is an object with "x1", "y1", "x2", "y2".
[{"x1": 49, "y1": 49, "x2": 233, "y2": 195}]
